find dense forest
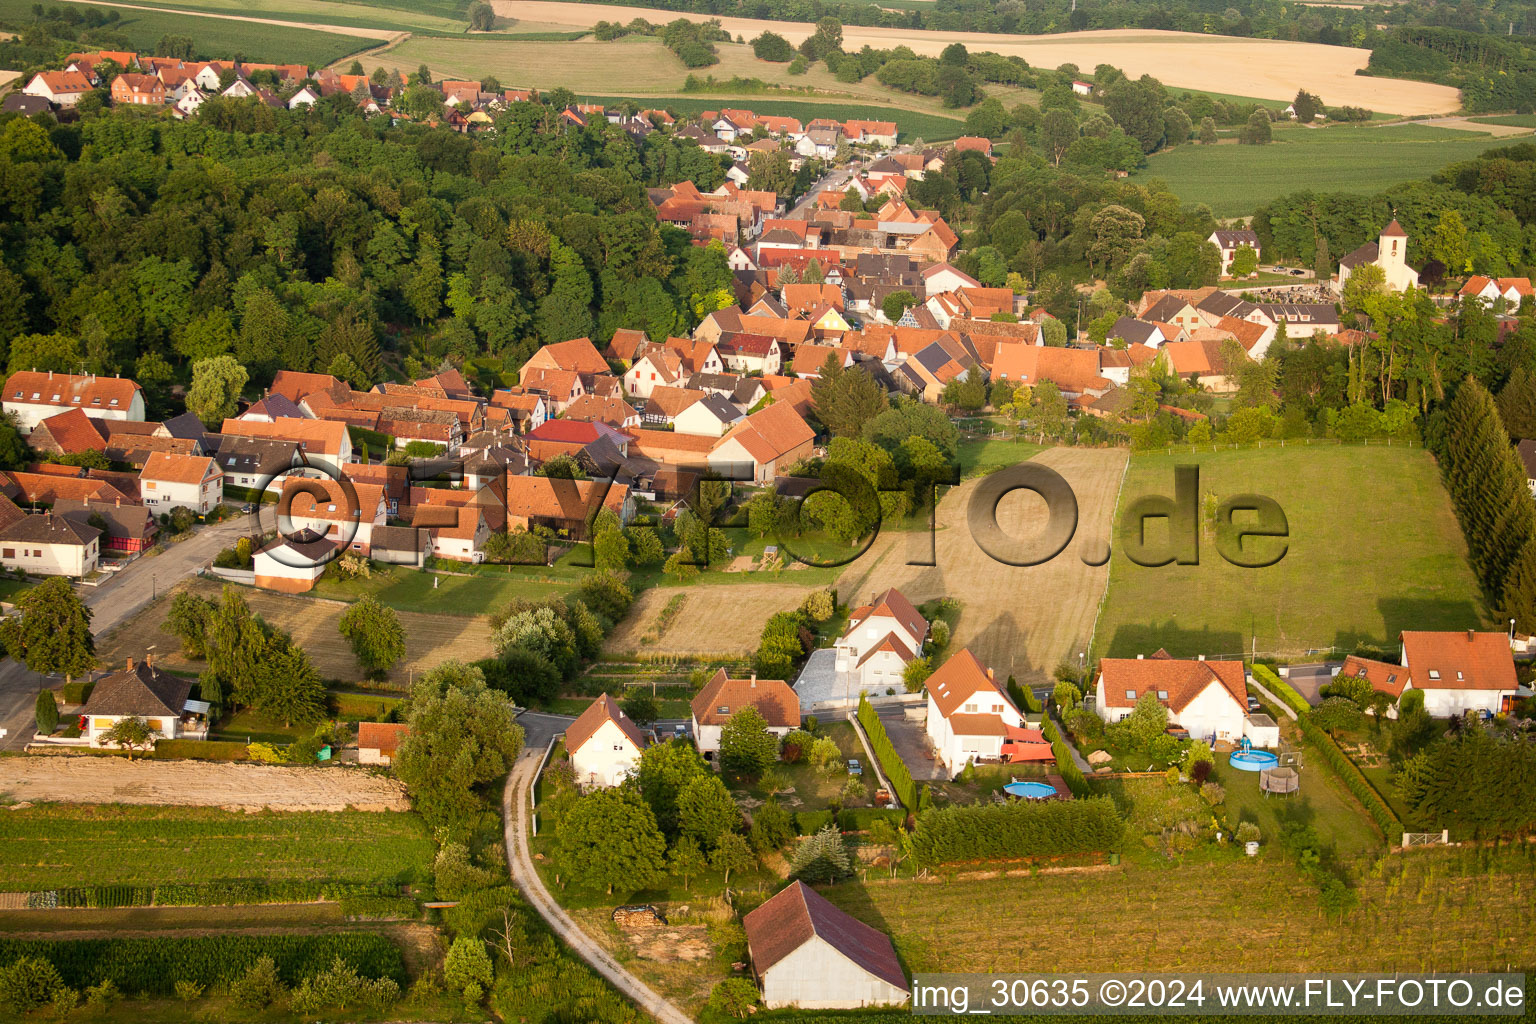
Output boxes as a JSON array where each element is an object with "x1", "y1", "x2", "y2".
[{"x1": 0, "y1": 93, "x2": 744, "y2": 413}]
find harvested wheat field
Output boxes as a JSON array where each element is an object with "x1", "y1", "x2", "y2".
[
  {"x1": 836, "y1": 446, "x2": 1128, "y2": 685},
  {"x1": 0, "y1": 758, "x2": 410, "y2": 811},
  {"x1": 97, "y1": 579, "x2": 495, "y2": 687},
  {"x1": 499, "y1": 1, "x2": 1460, "y2": 113},
  {"x1": 604, "y1": 582, "x2": 823, "y2": 657}
]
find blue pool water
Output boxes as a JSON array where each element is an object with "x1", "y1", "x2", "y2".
[
  {"x1": 1228, "y1": 738, "x2": 1278, "y2": 772},
  {"x1": 1004, "y1": 780, "x2": 1058, "y2": 799}
]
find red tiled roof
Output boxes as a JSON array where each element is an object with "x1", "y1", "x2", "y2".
[
  {"x1": 691, "y1": 668, "x2": 798, "y2": 727},
  {"x1": 357, "y1": 722, "x2": 410, "y2": 755},
  {"x1": 716, "y1": 401, "x2": 814, "y2": 465},
  {"x1": 1096, "y1": 650, "x2": 1247, "y2": 711},
  {"x1": 847, "y1": 588, "x2": 927, "y2": 646},
  {"x1": 34, "y1": 408, "x2": 107, "y2": 454},
  {"x1": 140, "y1": 452, "x2": 218, "y2": 486},
  {"x1": 6, "y1": 371, "x2": 140, "y2": 412},
  {"x1": 1400, "y1": 630, "x2": 1517, "y2": 691},
  {"x1": 925, "y1": 649, "x2": 1010, "y2": 719},
  {"x1": 1337, "y1": 655, "x2": 1410, "y2": 698}
]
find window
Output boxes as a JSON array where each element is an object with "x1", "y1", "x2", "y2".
[
  {"x1": 1428, "y1": 670, "x2": 1440, "y2": 680},
  {"x1": 1, "y1": 549, "x2": 11, "y2": 559},
  {"x1": 1125, "y1": 689, "x2": 1136, "y2": 699},
  {"x1": 717, "y1": 706, "x2": 729, "y2": 714},
  {"x1": 1157, "y1": 690, "x2": 1168, "y2": 700}
]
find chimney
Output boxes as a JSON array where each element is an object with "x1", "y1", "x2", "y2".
[
  {"x1": 115, "y1": 497, "x2": 120, "y2": 508},
  {"x1": 1467, "y1": 629, "x2": 1475, "y2": 642},
  {"x1": 750, "y1": 674, "x2": 757, "y2": 687},
  {"x1": 1136, "y1": 654, "x2": 1145, "y2": 660},
  {"x1": 126, "y1": 657, "x2": 133, "y2": 671},
  {"x1": 986, "y1": 667, "x2": 995, "y2": 680},
  {"x1": 145, "y1": 653, "x2": 153, "y2": 668},
  {"x1": 1197, "y1": 654, "x2": 1205, "y2": 661}
]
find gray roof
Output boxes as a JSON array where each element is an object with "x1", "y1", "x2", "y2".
[
  {"x1": 243, "y1": 394, "x2": 305, "y2": 419},
  {"x1": 56, "y1": 499, "x2": 157, "y2": 542},
  {"x1": 1142, "y1": 294, "x2": 1194, "y2": 322},
  {"x1": 258, "y1": 526, "x2": 335, "y2": 561},
  {"x1": 1196, "y1": 292, "x2": 1256, "y2": 318},
  {"x1": 1256, "y1": 303, "x2": 1339, "y2": 325},
  {"x1": 1109, "y1": 316, "x2": 1159, "y2": 344},
  {"x1": 81, "y1": 662, "x2": 192, "y2": 718},
  {"x1": 1211, "y1": 229, "x2": 1259, "y2": 247},
  {"x1": 0, "y1": 511, "x2": 99, "y2": 546},
  {"x1": 160, "y1": 411, "x2": 207, "y2": 442},
  {"x1": 694, "y1": 393, "x2": 744, "y2": 425},
  {"x1": 372, "y1": 524, "x2": 428, "y2": 554},
  {"x1": 213, "y1": 436, "x2": 300, "y2": 476},
  {"x1": 1339, "y1": 241, "x2": 1379, "y2": 269}
]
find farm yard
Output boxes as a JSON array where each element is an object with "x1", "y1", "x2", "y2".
[
  {"x1": 0, "y1": 804, "x2": 432, "y2": 890},
  {"x1": 98, "y1": 578, "x2": 497, "y2": 686},
  {"x1": 0, "y1": 758, "x2": 411, "y2": 811},
  {"x1": 821, "y1": 845, "x2": 1536, "y2": 975},
  {"x1": 488, "y1": 1, "x2": 1461, "y2": 112},
  {"x1": 1138, "y1": 122, "x2": 1526, "y2": 217},
  {"x1": 1094, "y1": 444, "x2": 1484, "y2": 662}
]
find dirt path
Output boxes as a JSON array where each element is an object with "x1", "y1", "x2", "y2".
[
  {"x1": 55, "y1": 0, "x2": 402, "y2": 39},
  {"x1": 502, "y1": 755, "x2": 693, "y2": 1024},
  {"x1": 0, "y1": 758, "x2": 410, "y2": 811},
  {"x1": 1389, "y1": 116, "x2": 1535, "y2": 137},
  {"x1": 836, "y1": 447, "x2": 1128, "y2": 685},
  {"x1": 498, "y1": 0, "x2": 1461, "y2": 113}
]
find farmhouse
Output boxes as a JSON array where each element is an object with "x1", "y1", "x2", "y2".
[
  {"x1": 358, "y1": 722, "x2": 411, "y2": 765},
  {"x1": 834, "y1": 588, "x2": 928, "y2": 690},
  {"x1": 0, "y1": 509, "x2": 101, "y2": 578},
  {"x1": 1095, "y1": 651, "x2": 1248, "y2": 744},
  {"x1": 140, "y1": 452, "x2": 223, "y2": 515},
  {"x1": 1209, "y1": 228, "x2": 1260, "y2": 278},
  {"x1": 924, "y1": 649, "x2": 1024, "y2": 775},
  {"x1": 80, "y1": 657, "x2": 200, "y2": 747},
  {"x1": 742, "y1": 880, "x2": 909, "y2": 1009},
  {"x1": 691, "y1": 669, "x2": 799, "y2": 757},
  {"x1": 708, "y1": 402, "x2": 816, "y2": 484},
  {"x1": 566, "y1": 693, "x2": 649, "y2": 789}
]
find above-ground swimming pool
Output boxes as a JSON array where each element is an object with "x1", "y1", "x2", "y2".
[
  {"x1": 1229, "y1": 741, "x2": 1279, "y2": 772},
  {"x1": 1004, "y1": 780, "x2": 1058, "y2": 799}
]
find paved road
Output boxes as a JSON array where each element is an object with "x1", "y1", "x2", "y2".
[{"x1": 501, "y1": 729, "x2": 695, "y2": 1024}]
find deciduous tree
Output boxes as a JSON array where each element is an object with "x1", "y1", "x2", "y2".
[
  {"x1": 0, "y1": 577, "x2": 94, "y2": 685},
  {"x1": 338, "y1": 596, "x2": 407, "y2": 677}
]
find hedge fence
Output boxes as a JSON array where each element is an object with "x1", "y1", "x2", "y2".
[
  {"x1": 1008, "y1": 677, "x2": 1043, "y2": 714},
  {"x1": 908, "y1": 796, "x2": 1123, "y2": 866},
  {"x1": 0, "y1": 934, "x2": 405, "y2": 993},
  {"x1": 22, "y1": 880, "x2": 397, "y2": 910},
  {"x1": 1251, "y1": 664, "x2": 1311, "y2": 715},
  {"x1": 857, "y1": 695, "x2": 917, "y2": 809},
  {"x1": 1296, "y1": 714, "x2": 1404, "y2": 845},
  {"x1": 1041, "y1": 715, "x2": 1090, "y2": 797}
]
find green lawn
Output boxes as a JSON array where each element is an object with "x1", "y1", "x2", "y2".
[
  {"x1": 312, "y1": 562, "x2": 576, "y2": 615},
  {"x1": 1469, "y1": 114, "x2": 1536, "y2": 128},
  {"x1": 1094, "y1": 445, "x2": 1485, "y2": 661},
  {"x1": 208, "y1": 709, "x2": 307, "y2": 745},
  {"x1": 1136, "y1": 123, "x2": 1510, "y2": 216},
  {"x1": 330, "y1": 690, "x2": 403, "y2": 722},
  {"x1": 0, "y1": 0, "x2": 376, "y2": 66},
  {"x1": 957, "y1": 435, "x2": 1045, "y2": 478},
  {"x1": 0, "y1": 805, "x2": 433, "y2": 890},
  {"x1": 0, "y1": 577, "x2": 34, "y2": 604}
]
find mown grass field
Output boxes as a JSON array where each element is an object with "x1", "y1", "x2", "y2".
[
  {"x1": 0, "y1": 0, "x2": 377, "y2": 66},
  {"x1": 0, "y1": 805, "x2": 434, "y2": 890},
  {"x1": 1471, "y1": 114, "x2": 1536, "y2": 128},
  {"x1": 1137, "y1": 123, "x2": 1512, "y2": 216},
  {"x1": 1094, "y1": 444, "x2": 1484, "y2": 661},
  {"x1": 822, "y1": 845, "x2": 1536, "y2": 975},
  {"x1": 98, "y1": 0, "x2": 467, "y2": 35}
]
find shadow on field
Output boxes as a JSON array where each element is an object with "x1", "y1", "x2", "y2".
[
  {"x1": 1104, "y1": 622, "x2": 1244, "y2": 660},
  {"x1": 1370, "y1": 596, "x2": 1487, "y2": 645}
]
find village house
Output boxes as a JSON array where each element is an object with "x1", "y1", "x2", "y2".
[
  {"x1": 139, "y1": 452, "x2": 223, "y2": 515},
  {"x1": 28, "y1": 409, "x2": 107, "y2": 458},
  {"x1": 22, "y1": 70, "x2": 94, "y2": 107},
  {"x1": 566, "y1": 693, "x2": 649, "y2": 789},
  {"x1": 502, "y1": 476, "x2": 632, "y2": 539},
  {"x1": 0, "y1": 507, "x2": 101, "y2": 577},
  {"x1": 742, "y1": 880, "x2": 909, "y2": 1009},
  {"x1": 834, "y1": 588, "x2": 928, "y2": 691},
  {"x1": 1399, "y1": 630, "x2": 1519, "y2": 716},
  {"x1": 4, "y1": 371, "x2": 146, "y2": 435},
  {"x1": 219, "y1": 417, "x2": 353, "y2": 475},
  {"x1": 691, "y1": 668, "x2": 799, "y2": 757},
  {"x1": 278, "y1": 477, "x2": 387, "y2": 556},
  {"x1": 708, "y1": 401, "x2": 816, "y2": 484},
  {"x1": 924, "y1": 649, "x2": 1024, "y2": 775},
  {"x1": 253, "y1": 528, "x2": 337, "y2": 593},
  {"x1": 110, "y1": 73, "x2": 166, "y2": 105},
  {"x1": 1209, "y1": 228, "x2": 1261, "y2": 278},
  {"x1": 1459, "y1": 276, "x2": 1534, "y2": 307},
  {"x1": 672, "y1": 394, "x2": 744, "y2": 437},
  {"x1": 1095, "y1": 650, "x2": 1249, "y2": 744},
  {"x1": 210, "y1": 436, "x2": 301, "y2": 492},
  {"x1": 79, "y1": 657, "x2": 202, "y2": 748}
]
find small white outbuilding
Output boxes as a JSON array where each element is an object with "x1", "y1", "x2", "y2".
[{"x1": 743, "y1": 880, "x2": 909, "y2": 1009}]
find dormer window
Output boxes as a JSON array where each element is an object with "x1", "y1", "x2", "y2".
[
  {"x1": 1125, "y1": 689, "x2": 1136, "y2": 699},
  {"x1": 717, "y1": 706, "x2": 729, "y2": 714},
  {"x1": 1157, "y1": 690, "x2": 1168, "y2": 700},
  {"x1": 108, "y1": 398, "x2": 118, "y2": 406}
]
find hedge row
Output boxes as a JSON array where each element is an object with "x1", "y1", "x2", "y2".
[
  {"x1": 0, "y1": 934, "x2": 405, "y2": 993},
  {"x1": 836, "y1": 807, "x2": 906, "y2": 831},
  {"x1": 1008, "y1": 677, "x2": 1043, "y2": 714},
  {"x1": 908, "y1": 796, "x2": 1123, "y2": 866},
  {"x1": 794, "y1": 810, "x2": 834, "y2": 835},
  {"x1": 1251, "y1": 664, "x2": 1310, "y2": 715},
  {"x1": 1297, "y1": 714, "x2": 1404, "y2": 845},
  {"x1": 1041, "y1": 716, "x2": 1089, "y2": 797},
  {"x1": 26, "y1": 880, "x2": 397, "y2": 910},
  {"x1": 857, "y1": 695, "x2": 917, "y2": 809}
]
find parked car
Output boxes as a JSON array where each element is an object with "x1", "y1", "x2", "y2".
[
  {"x1": 1247, "y1": 695, "x2": 1262, "y2": 712},
  {"x1": 240, "y1": 504, "x2": 255, "y2": 514},
  {"x1": 847, "y1": 759, "x2": 862, "y2": 777}
]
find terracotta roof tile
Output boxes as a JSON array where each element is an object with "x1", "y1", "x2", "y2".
[
  {"x1": 565, "y1": 693, "x2": 648, "y2": 755},
  {"x1": 691, "y1": 668, "x2": 798, "y2": 727}
]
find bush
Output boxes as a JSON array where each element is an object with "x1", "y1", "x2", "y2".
[
  {"x1": 1200, "y1": 782, "x2": 1225, "y2": 804},
  {"x1": 289, "y1": 956, "x2": 400, "y2": 1015},
  {"x1": 444, "y1": 937, "x2": 493, "y2": 1002},
  {"x1": 909, "y1": 796, "x2": 1122, "y2": 866},
  {"x1": 793, "y1": 809, "x2": 834, "y2": 834},
  {"x1": 1040, "y1": 715, "x2": 1089, "y2": 797},
  {"x1": 1235, "y1": 821, "x2": 1262, "y2": 844},
  {"x1": 857, "y1": 695, "x2": 916, "y2": 808},
  {"x1": 0, "y1": 956, "x2": 66, "y2": 1013},
  {"x1": 779, "y1": 728, "x2": 813, "y2": 763},
  {"x1": 61, "y1": 681, "x2": 93, "y2": 704},
  {"x1": 801, "y1": 590, "x2": 834, "y2": 622},
  {"x1": 789, "y1": 825, "x2": 851, "y2": 882},
  {"x1": 1251, "y1": 664, "x2": 1309, "y2": 714},
  {"x1": 229, "y1": 956, "x2": 285, "y2": 1009}
]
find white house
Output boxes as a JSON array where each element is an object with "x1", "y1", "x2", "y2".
[
  {"x1": 924, "y1": 648, "x2": 1023, "y2": 775},
  {"x1": 1458, "y1": 275, "x2": 1533, "y2": 307},
  {"x1": 288, "y1": 85, "x2": 321, "y2": 109},
  {"x1": 1071, "y1": 80, "x2": 1094, "y2": 96},
  {"x1": 690, "y1": 668, "x2": 799, "y2": 756},
  {"x1": 3, "y1": 371, "x2": 145, "y2": 435},
  {"x1": 277, "y1": 477, "x2": 386, "y2": 556},
  {"x1": 1336, "y1": 220, "x2": 1419, "y2": 294},
  {"x1": 0, "y1": 510, "x2": 101, "y2": 578},
  {"x1": 566, "y1": 693, "x2": 649, "y2": 789},
  {"x1": 672, "y1": 394, "x2": 744, "y2": 437},
  {"x1": 920, "y1": 262, "x2": 981, "y2": 296},
  {"x1": 834, "y1": 587, "x2": 928, "y2": 691},
  {"x1": 1209, "y1": 228, "x2": 1261, "y2": 278},
  {"x1": 22, "y1": 70, "x2": 93, "y2": 107},
  {"x1": 1397, "y1": 630, "x2": 1520, "y2": 717},
  {"x1": 742, "y1": 880, "x2": 909, "y2": 1010},
  {"x1": 79, "y1": 657, "x2": 198, "y2": 748},
  {"x1": 253, "y1": 528, "x2": 335, "y2": 593},
  {"x1": 1095, "y1": 650, "x2": 1248, "y2": 744},
  {"x1": 140, "y1": 452, "x2": 223, "y2": 515}
]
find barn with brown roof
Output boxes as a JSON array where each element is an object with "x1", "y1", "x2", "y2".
[{"x1": 742, "y1": 880, "x2": 909, "y2": 1009}]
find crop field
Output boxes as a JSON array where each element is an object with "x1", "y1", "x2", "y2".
[
  {"x1": 0, "y1": 805, "x2": 433, "y2": 889},
  {"x1": 0, "y1": 0, "x2": 378, "y2": 65},
  {"x1": 1138, "y1": 123, "x2": 1511, "y2": 216},
  {"x1": 822, "y1": 846, "x2": 1536, "y2": 975},
  {"x1": 103, "y1": 0, "x2": 467, "y2": 34},
  {"x1": 98, "y1": 579, "x2": 497, "y2": 686},
  {"x1": 495, "y1": 1, "x2": 1461, "y2": 112},
  {"x1": 831, "y1": 446, "x2": 1126, "y2": 683},
  {"x1": 1093, "y1": 444, "x2": 1484, "y2": 662}
]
